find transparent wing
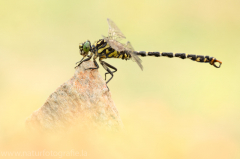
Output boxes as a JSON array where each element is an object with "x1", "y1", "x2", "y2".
[
  {"x1": 104, "y1": 19, "x2": 143, "y2": 70},
  {"x1": 107, "y1": 18, "x2": 126, "y2": 41},
  {"x1": 125, "y1": 41, "x2": 143, "y2": 71},
  {"x1": 102, "y1": 35, "x2": 126, "y2": 52}
]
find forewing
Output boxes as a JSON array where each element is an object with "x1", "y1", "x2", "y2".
[
  {"x1": 105, "y1": 19, "x2": 143, "y2": 70},
  {"x1": 125, "y1": 41, "x2": 143, "y2": 71},
  {"x1": 102, "y1": 35, "x2": 126, "y2": 52},
  {"x1": 107, "y1": 18, "x2": 126, "y2": 41}
]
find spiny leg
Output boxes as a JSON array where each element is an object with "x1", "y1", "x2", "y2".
[
  {"x1": 100, "y1": 60, "x2": 115, "y2": 84},
  {"x1": 75, "y1": 53, "x2": 93, "y2": 68},
  {"x1": 78, "y1": 54, "x2": 92, "y2": 65},
  {"x1": 86, "y1": 52, "x2": 99, "y2": 70},
  {"x1": 99, "y1": 61, "x2": 113, "y2": 91},
  {"x1": 86, "y1": 60, "x2": 99, "y2": 70},
  {"x1": 75, "y1": 56, "x2": 85, "y2": 65},
  {"x1": 104, "y1": 62, "x2": 117, "y2": 80}
]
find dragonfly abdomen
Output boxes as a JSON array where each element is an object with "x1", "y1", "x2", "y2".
[{"x1": 134, "y1": 51, "x2": 222, "y2": 68}]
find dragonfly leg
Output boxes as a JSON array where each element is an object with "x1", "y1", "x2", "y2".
[
  {"x1": 104, "y1": 62, "x2": 117, "y2": 80},
  {"x1": 100, "y1": 60, "x2": 116, "y2": 84},
  {"x1": 75, "y1": 56, "x2": 85, "y2": 65},
  {"x1": 87, "y1": 60, "x2": 99, "y2": 70},
  {"x1": 75, "y1": 53, "x2": 93, "y2": 68},
  {"x1": 86, "y1": 53, "x2": 99, "y2": 70}
]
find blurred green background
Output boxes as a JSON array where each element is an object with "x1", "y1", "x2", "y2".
[{"x1": 0, "y1": 0, "x2": 239, "y2": 158}]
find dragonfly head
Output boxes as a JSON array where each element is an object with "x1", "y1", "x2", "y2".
[{"x1": 79, "y1": 40, "x2": 91, "y2": 56}]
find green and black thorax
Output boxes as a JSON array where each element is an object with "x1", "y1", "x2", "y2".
[{"x1": 79, "y1": 39, "x2": 132, "y2": 61}]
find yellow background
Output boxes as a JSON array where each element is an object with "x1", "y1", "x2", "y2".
[{"x1": 0, "y1": 0, "x2": 239, "y2": 158}]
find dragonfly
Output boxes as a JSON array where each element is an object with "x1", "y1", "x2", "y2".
[{"x1": 76, "y1": 18, "x2": 222, "y2": 87}]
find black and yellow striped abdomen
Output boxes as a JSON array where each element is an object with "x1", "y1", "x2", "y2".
[
  {"x1": 93, "y1": 39, "x2": 222, "y2": 68},
  {"x1": 134, "y1": 51, "x2": 222, "y2": 68}
]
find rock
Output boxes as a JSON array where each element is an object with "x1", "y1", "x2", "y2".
[{"x1": 26, "y1": 61, "x2": 123, "y2": 132}]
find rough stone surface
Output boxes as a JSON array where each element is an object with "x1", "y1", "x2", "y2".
[{"x1": 26, "y1": 61, "x2": 123, "y2": 132}]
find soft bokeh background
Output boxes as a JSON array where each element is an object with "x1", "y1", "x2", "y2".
[{"x1": 0, "y1": 0, "x2": 239, "y2": 158}]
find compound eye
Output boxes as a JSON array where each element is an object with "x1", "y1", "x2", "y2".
[{"x1": 83, "y1": 41, "x2": 90, "y2": 53}]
